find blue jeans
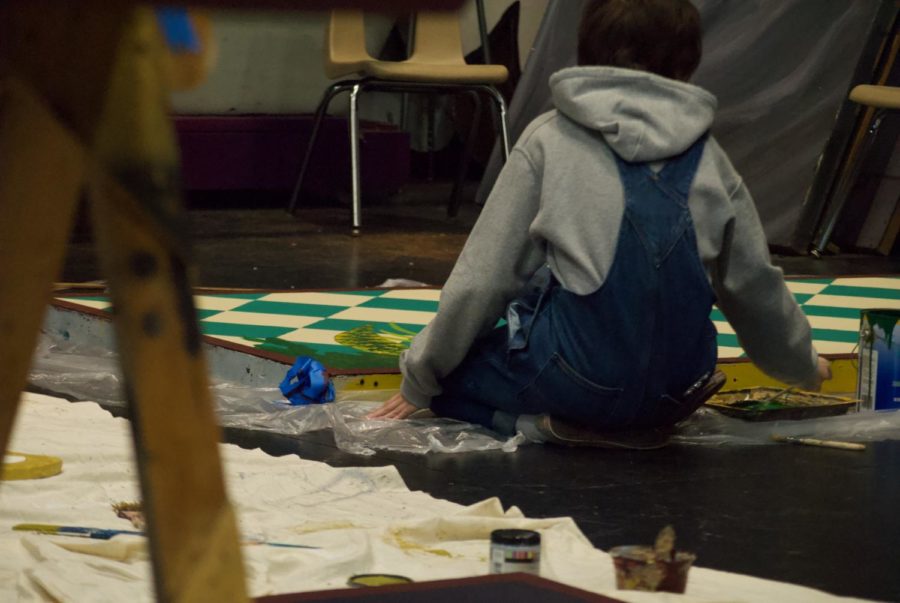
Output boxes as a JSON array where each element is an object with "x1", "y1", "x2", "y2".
[{"x1": 432, "y1": 135, "x2": 718, "y2": 435}]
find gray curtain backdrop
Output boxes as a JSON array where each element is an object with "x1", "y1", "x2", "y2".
[{"x1": 477, "y1": 0, "x2": 882, "y2": 248}]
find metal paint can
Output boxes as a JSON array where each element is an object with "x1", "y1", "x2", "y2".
[
  {"x1": 490, "y1": 529, "x2": 541, "y2": 575},
  {"x1": 858, "y1": 309, "x2": 900, "y2": 411}
]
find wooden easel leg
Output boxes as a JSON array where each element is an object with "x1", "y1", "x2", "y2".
[
  {"x1": 1, "y1": 3, "x2": 248, "y2": 600},
  {"x1": 89, "y1": 172, "x2": 248, "y2": 603},
  {"x1": 87, "y1": 8, "x2": 247, "y2": 602},
  {"x1": 0, "y1": 79, "x2": 85, "y2": 459}
]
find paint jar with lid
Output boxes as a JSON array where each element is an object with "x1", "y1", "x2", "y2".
[{"x1": 489, "y1": 529, "x2": 541, "y2": 575}]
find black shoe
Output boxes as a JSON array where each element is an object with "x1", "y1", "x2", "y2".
[
  {"x1": 408, "y1": 408, "x2": 436, "y2": 419},
  {"x1": 683, "y1": 370, "x2": 727, "y2": 411}
]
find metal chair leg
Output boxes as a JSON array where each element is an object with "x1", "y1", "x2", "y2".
[
  {"x1": 426, "y1": 94, "x2": 437, "y2": 182},
  {"x1": 483, "y1": 84, "x2": 511, "y2": 160},
  {"x1": 302, "y1": 80, "x2": 509, "y2": 232},
  {"x1": 349, "y1": 82, "x2": 363, "y2": 235},
  {"x1": 448, "y1": 90, "x2": 483, "y2": 217},
  {"x1": 287, "y1": 81, "x2": 355, "y2": 215}
]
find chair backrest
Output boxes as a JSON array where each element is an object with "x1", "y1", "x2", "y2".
[
  {"x1": 324, "y1": 9, "x2": 505, "y2": 81},
  {"x1": 324, "y1": 10, "x2": 372, "y2": 79},
  {"x1": 409, "y1": 10, "x2": 467, "y2": 66}
]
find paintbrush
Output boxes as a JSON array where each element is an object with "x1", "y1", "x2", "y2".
[
  {"x1": 771, "y1": 434, "x2": 865, "y2": 451},
  {"x1": 13, "y1": 523, "x2": 142, "y2": 539},
  {"x1": 13, "y1": 523, "x2": 321, "y2": 549},
  {"x1": 653, "y1": 525, "x2": 676, "y2": 562}
]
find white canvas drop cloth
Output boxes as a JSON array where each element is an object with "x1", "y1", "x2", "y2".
[{"x1": 0, "y1": 394, "x2": 871, "y2": 602}]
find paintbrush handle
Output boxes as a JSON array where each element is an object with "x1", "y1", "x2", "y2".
[
  {"x1": 772, "y1": 435, "x2": 865, "y2": 451},
  {"x1": 13, "y1": 523, "x2": 144, "y2": 539},
  {"x1": 259, "y1": 541, "x2": 321, "y2": 549},
  {"x1": 241, "y1": 534, "x2": 320, "y2": 549},
  {"x1": 13, "y1": 524, "x2": 321, "y2": 549},
  {"x1": 792, "y1": 437, "x2": 865, "y2": 451}
]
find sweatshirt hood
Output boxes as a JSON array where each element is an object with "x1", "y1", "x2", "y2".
[{"x1": 550, "y1": 66, "x2": 717, "y2": 162}]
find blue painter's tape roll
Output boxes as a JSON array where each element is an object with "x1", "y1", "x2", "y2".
[
  {"x1": 279, "y1": 357, "x2": 336, "y2": 406},
  {"x1": 156, "y1": 7, "x2": 200, "y2": 53}
]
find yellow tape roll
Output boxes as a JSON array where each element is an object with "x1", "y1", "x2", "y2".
[{"x1": 2, "y1": 452, "x2": 63, "y2": 481}]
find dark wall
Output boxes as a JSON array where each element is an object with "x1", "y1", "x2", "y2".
[{"x1": 692, "y1": 0, "x2": 883, "y2": 248}]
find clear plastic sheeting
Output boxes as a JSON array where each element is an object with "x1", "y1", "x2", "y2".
[
  {"x1": 672, "y1": 406, "x2": 900, "y2": 446},
  {"x1": 213, "y1": 385, "x2": 525, "y2": 456},
  {"x1": 28, "y1": 334, "x2": 123, "y2": 408},
  {"x1": 28, "y1": 333, "x2": 898, "y2": 454},
  {"x1": 214, "y1": 384, "x2": 335, "y2": 436},
  {"x1": 27, "y1": 333, "x2": 523, "y2": 455},
  {"x1": 327, "y1": 402, "x2": 526, "y2": 456}
]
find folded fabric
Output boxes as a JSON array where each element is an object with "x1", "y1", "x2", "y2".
[{"x1": 279, "y1": 357, "x2": 335, "y2": 406}]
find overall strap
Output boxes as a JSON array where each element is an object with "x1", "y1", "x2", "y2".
[
  {"x1": 656, "y1": 132, "x2": 709, "y2": 199},
  {"x1": 610, "y1": 132, "x2": 710, "y2": 267}
]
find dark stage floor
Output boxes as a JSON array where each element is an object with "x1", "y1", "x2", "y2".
[
  {"x1": 59, "y1": 192, "x2": 900, "y2": 601},
  {"x1": 63, "y1": 187, "x2": 900, "y2": 291}
]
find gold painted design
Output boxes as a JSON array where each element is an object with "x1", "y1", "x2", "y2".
[{"x1": 335, "y1": 324, "x2": 416, "y2": 357}]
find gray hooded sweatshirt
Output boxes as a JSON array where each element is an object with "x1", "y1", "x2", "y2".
[{"x1": 400, "y1": 66, "x2": 819, "y2": 408}]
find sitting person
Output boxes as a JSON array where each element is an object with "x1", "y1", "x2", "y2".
[{"x1": 369, "y1": 0, "x2": 831, "y2": 447}]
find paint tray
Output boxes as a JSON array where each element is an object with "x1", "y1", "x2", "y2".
[{"x1": 705, "y1": 388, "x2": 859, "y2": 422}]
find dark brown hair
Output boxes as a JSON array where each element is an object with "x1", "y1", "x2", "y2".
[{"x1": 577, "y1": 0, "x2": 702, "y2": 81}]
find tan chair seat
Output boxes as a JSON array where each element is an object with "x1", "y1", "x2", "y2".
[
  {"x1": 850, "y1": 84, "x2": 900, "y2": 110},
  {"x1": 363, "y1": 60, "x2": 508, "y2": 84},
  {"x1": 324, "y1": 59, "x2": 371, "y2": 80}
]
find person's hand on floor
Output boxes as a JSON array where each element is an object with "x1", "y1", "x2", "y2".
[
  {"x1": 367, "y1": 392, "x2": 418, "y2": 420},
  {"x1": 809, "y1": 356, "x2": 833, "y2": 391},
  {"x1": 817, "y1": 356, "x2": 832, "y2": 384}
]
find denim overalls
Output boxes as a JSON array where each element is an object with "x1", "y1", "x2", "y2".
[{"x1": 431, "y1": 136, "x2": 717, "y2": 435}]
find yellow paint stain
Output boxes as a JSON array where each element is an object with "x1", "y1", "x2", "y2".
[
  {"x1": 292, "y1": 520, "x2": 359, "y2": 535},
  {"x1": 389, "y1": 531, "x2": 453, "y2": 558}
]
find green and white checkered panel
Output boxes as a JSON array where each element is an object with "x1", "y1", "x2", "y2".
[
  {"x1": 59, "y1": 277, "x2": 898, "y2": 369},
  {"x1": 710, "y1": 277, "x2": 899, "y2": 359}
]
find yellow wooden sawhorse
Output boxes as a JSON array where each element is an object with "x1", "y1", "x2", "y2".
[{"x1": 0, "y1": 4, "x2": 249, "y2": 601}]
